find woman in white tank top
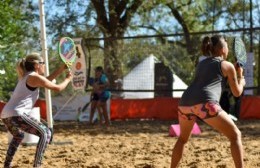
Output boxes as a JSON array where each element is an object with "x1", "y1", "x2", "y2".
[{"x1": 1, "y1": 52, "x2": 72, "y2": 168}]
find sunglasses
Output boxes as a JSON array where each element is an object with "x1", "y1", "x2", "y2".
[{"x1": 39, "y1": 61, "x2": 45, "y2": 65}]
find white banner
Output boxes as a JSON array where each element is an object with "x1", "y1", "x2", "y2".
[
  {"x1": 71, "y1": 38, "x2": 87, "y2": 90},
  {"x1": 244, "y1": 52, "x2": 254, "y2": 95},
  {"x1": 52, "y1": 94, "x2": 110, "y2": 121}
]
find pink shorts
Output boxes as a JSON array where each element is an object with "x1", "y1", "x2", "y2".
[{"x1": 178, "y1": 102, "x2": 222, "y2": 121}]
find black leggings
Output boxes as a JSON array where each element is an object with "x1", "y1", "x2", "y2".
[{"x1": 2, "y1": 114, "x2": 51, "y2": 168}]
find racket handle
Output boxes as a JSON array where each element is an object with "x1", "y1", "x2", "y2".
[
  {"x1": 235, "y1": 61, "x2": 244, "y2": 68},
  {"x1": 49, "y1": 127, "x2": 54, "y2": 144}
]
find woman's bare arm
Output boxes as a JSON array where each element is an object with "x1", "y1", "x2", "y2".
[
  {"x1": 27, "y1": 72, "x2": 72, "y2": 92},
  {"x1": 46, "y1": 64, "x2": 67, "y2": 81},
  {"x1": 221, "y1": 61, "x2": 246, "y2": 97}
]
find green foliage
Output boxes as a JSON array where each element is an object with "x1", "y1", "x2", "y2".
[
  {"x1": 0, "y1": 1, "x2": 39, "y2": 101},
  {"x1": 0, "y1": 0, "x2": 259, "y2": 99}
]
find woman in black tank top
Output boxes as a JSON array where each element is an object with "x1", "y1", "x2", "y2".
[{"x1": 171, "y1": 35, "x2": 246, "y2": 168}]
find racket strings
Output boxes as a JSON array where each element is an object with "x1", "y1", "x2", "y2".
[
  {"x1": 58, "y1": 37, "x2": 77, "y2": 67},
  {"x1": 233, "y1": 37, "x2": 247, "y2": 66}
]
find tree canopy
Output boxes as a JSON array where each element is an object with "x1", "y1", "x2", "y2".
[
  {"x1": 0, "y1": 0, "x2": 39, "y2": 101},
  {"x1": 0, "y1": 0, "x2": 259, "y2": 100}
]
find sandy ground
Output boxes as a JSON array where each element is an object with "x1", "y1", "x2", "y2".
[{"x1": 0, "y1": 119, "x2": 259, "y2": 168}]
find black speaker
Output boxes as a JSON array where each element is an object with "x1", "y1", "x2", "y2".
[{"x1": 154, "y1": 63, "x2": 173, "y2": 97}]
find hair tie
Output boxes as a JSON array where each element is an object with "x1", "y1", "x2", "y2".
[{"x1": 21, "y1": 58, "x2": 26, "y2": 66}]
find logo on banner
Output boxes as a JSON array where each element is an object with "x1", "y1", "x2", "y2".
[{"x1": 71, "y1": 38, "x2": 87, "y2": 90}]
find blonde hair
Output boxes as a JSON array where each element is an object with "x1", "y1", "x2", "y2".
[
  {"x1": 16, "y1": 52, "x2": 42, "y2": 78},
  {"x1": 16, "y1": 59, "x2": 25, "y2": 79},
  {"x1": 24, "y1": 52, "x2": 42, "y2": 72}
]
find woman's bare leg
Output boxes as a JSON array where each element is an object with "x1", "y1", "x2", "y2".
[
  {"x1": 99, "y1": 101, "x2": 110, "y2": 126},
  {"x1": 171, "y1": 118, "x2": 195, "y2": 168},
  {"x1": 89, "y1": 101, "x2": 97, "y2": 124},
  {"x1": 204, "y1": 111, "x2": 244, "y2": 168}
]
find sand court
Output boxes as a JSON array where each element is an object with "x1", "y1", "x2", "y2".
[{"x1": 0, "y1": 119, "x2": 259, "y2": 168}]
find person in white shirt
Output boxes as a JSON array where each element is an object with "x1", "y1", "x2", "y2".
[{"x1": 1, "y1": 52, "x2": 72, "y2": 168}]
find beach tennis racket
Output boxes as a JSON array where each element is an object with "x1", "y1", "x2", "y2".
[
  {"x1": 232, "y1": 37, "x2": 247, "y2": 67},
  {"x1": 58, "y1": 37, "x2": 77, "y2": 70},
  {"x1": 82, "y1": 100, "x2": 92, "y2": 112},
  {"x1": 82, "y1": 91, "x2": 95, "y2": 112}
]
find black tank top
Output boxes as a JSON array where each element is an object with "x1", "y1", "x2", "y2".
[{"x1": 179, "y1": 57, "x2": 227, "y2": 106}]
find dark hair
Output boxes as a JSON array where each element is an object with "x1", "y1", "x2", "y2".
[
  {"x1": 24, "y1": 53, "x2": 42, "y2": 72},
  {"x1": 201, "y1": 36, "x2": 211, "y2": 56},
  {"x1": 201, "y1": 35, "x2": 226, "y2": 57},
  {"x1": 211, "y1": 35, "x2": 226, "y2": 48},
  {"x1": 95, "y1": 66, "x2": 104, "y2": 73}
]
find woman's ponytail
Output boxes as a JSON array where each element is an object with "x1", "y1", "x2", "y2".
[
  {"x1": 201, "y1": 36, "x2": 212, "y2": 56},
  {"x1": 16, "y1": 58, "x2": 26, "y2": 79}
]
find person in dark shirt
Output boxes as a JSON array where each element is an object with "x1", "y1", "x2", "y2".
[
  {"x1": 171, "y1": 35, "x2": 246, "y2": 168},
  {"x1": 89, "y1": 66, "x2": 111, "y2": 126}
]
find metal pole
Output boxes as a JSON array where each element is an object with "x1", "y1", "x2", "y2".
[
  {"x1": 258, "y1": 34, "x2": 260, "y2": 94},
  {"x1": 249, "y1": 0, "x2": 253, "y2": 52},
  {"x1": 212, "y1": 0, "x2": 216, "y2": 31},
  {"x1": 38, "y1": 0, "x2": 53, "y2": 128}
]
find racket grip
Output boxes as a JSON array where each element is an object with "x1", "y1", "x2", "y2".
[
  {"x1": 236, "y1": 61, "x2": 244, "y2": 68},
  {"x1": 49, "y1": 127, "x2": 54, "y2": 144},
  {"x1": 65, "y1": 62, "x2": 72, "y2": 71}
]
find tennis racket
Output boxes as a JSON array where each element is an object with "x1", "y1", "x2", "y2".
[
  {"x1": 58, "y1": 37, "x2": 77, "y2": 70},
  {"x1": 82, "y1": 91, "x2": 95, "y2": 112},
  {"x1": 82, "y1": 100, "x2": 92, "y2": 112},
  {"x1": 232, "y1": 37, "x2": 247, "y2": 67}
]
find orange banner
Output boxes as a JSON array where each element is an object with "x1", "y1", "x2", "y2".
[
  {"x1": 110, "y1": 97, "x2": 180, "y2": 120},
  {"x1": 240, "y1": 96, "x2": 260, "y2": 119},
  {"x1": 2, "y1": 96, "x2": 260, "y2": 120},
  {"x1": 0, "y1": 101, "x2": 5, "y2": 115}
]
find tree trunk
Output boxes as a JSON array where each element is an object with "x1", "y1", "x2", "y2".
[
  {"x1": 91, "y1": 0, "x2": 143, "y2": 89},
  {"x1": 103, "y1": 38, "x2": 124, "y2": 89}
]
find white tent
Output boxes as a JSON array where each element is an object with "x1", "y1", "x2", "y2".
[{"x1": 122, "y1": 55, "x2": 188, "y2": 98}]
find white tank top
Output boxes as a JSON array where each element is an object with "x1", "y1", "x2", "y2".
[{"x1": 1, "y1": 72, "x2": 39, "y2": 118}]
